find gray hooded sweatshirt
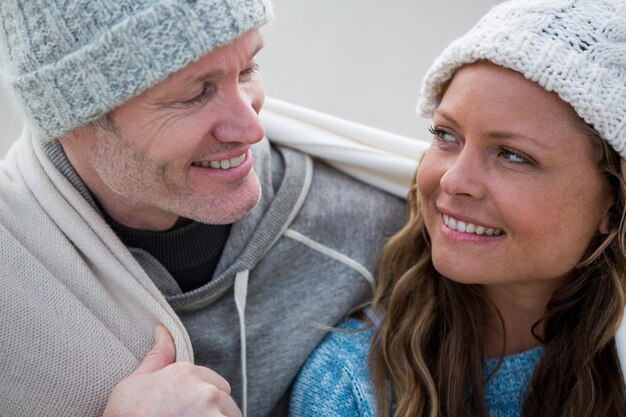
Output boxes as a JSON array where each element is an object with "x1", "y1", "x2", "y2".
[
  {"x1": 129, "y1": 139, "x2": 406, "y2": 416},
  {"x1": 0, "y1": 131, "x2": 405, "y2": 417}
]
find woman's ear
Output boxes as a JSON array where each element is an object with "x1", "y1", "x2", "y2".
[
  {"x1": 599, "y1": 214, "x2": 611, "y2": 235},
  {"x1": 598, "y1": 193, "x2": 614, "y2": 235}
]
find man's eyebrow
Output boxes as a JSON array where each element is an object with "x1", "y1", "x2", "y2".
[
  {"x1": 252, "y1": 40, "x2": 265, "y2": 58},
  {"x1": 189, "y1": 40, "x2": 265, "y2": 85}
]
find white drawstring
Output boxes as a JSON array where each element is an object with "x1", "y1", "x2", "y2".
[
  {"x1": 616, "y1": 316, "x2": 626, "y2": 381},
  {"x1": 234, "y1": 269, "x2": 250, "y2": 417}
]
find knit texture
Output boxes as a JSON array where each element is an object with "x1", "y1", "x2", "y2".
[
  {"x1": 0, "y1": 122, "x2": 407, "y2": 416},
  {"x1": 417, "y1": 0, "x2": 626, "y2": 158},
  {"x1": 289, "y1": 318, "x2": 378, "y2": 417},
  {"x1": 106, "y1": 216, "x2": 232, "y2": 292},
  {"x1": 0, "y1": 0, "x2": 273, "y2": 139},
  {"x1": 483, "y1": 347, "x2": 543, "y2": 417},
  {"x1": 289, "y1": 318, "x2": 542, "y2": 417},
  {"x1": 0, "y1": 126, "x2": 194, "y2": 417}
]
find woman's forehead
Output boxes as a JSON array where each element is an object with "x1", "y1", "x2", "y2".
[{"x1": 440, "y1": 63, "x2": 583, "y2": 131}]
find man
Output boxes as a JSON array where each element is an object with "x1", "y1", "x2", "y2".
[{"x1": 0, "y1": 1, "x2": 405, "y2": 416}]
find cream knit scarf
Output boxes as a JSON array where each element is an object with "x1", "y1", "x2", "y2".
[{"x1": 0, "y1": 127, "x2": 192, "y2": 417}]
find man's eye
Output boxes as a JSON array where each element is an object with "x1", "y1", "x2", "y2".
[
  {"x1": 239, "y1": 63, "x2": 260, "y2": 80},
  {"x1": 181, "y1": 82, "x2": 215, "y2": 106}
]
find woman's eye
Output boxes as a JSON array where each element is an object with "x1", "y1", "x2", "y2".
[
  {"x1": 428, "y1": 126, "x2": 457, "y2": 143},
  {"x1": 500, "y1": 148, "x2": 530, "y2": 164}
]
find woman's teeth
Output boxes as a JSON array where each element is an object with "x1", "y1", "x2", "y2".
[
  {"x1": 443, "y1": 214, "x2": 503, "y2": 236},
  {"x1": 192, "y1": 153, "x2": 246, "y2": 169}
]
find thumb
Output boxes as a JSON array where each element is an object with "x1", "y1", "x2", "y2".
[{"x1": 133, "y1": 324, "x2": 176, "y2": 374}]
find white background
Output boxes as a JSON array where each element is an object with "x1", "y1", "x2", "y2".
[{"x1": 0, "y1": 0, "x2": 501, "y2": 157}]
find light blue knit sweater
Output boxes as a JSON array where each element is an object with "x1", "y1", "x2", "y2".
[{"x1": 289, "y1": 318, "x2": 542, "y2": 417}]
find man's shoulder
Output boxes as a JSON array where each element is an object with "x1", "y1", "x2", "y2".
[
  {"x1": 278, "y1": 155, "x2": 407, "y2": 270},
  {"x1": 301, "y1": 157, "x2": 407, "y2": 240},
  {"x1": 307, "y1": 158, "x2": 406, "y2": 216},
  {"x1": 266, "y1": 142, "x2": 407, "y2": 213}
]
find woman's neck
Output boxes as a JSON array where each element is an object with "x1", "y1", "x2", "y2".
[{"x1": 482, "y1": 281, "x2": 561, "y2": 357}]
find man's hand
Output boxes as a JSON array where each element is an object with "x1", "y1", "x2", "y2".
[{"x1": 103, "y1": 325, "x2": 242, "y2": 417}]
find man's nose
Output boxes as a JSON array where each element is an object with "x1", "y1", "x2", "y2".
[{"x1": 211, "y1": 88, "x2": 265, "y2": 144}]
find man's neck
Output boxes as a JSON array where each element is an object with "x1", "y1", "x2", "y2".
[{"x1": 104, "y1": 213, "x2": 232, "y2": 292}]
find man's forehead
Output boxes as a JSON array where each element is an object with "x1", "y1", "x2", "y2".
[
  {"x1": 130, "y1": 30, "x2": 263, "y2": 103},
  {"x1": 174, "y1": 32, "x2": 264, "y2": 85}
]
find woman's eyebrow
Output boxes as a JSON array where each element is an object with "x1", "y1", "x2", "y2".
[
  {"x1": 483, "y1": 130, "x2": 550, "y2": 149},
  {"x1": 435, "y1": 109, "x2": 549, "y2": 149},
  {"x1": 433, "y1": 109, "x2": 460, "y2": 127}
]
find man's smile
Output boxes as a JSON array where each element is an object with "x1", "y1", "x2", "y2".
[{"x1": 191, "y1": 152, "x2": 247, "y2": 169}]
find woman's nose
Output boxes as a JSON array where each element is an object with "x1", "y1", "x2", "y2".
[{"x1": 439, "y1": 148, "x2": 487, "y2": 199}]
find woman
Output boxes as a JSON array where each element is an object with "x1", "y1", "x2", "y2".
[{"x1": 289, "y1": 0, "x2": 626, "y2": 416}]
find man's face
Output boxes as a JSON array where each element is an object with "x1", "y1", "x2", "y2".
[{"x1": 62, "y1": 29, "x2": 266, "y2": 230}]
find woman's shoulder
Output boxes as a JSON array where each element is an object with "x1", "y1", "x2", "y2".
[
  {"x1": 289, "y1": 317, "x2": 378, "y2": 417},
  {"x1": 301, "y1": 317, "x2": 375, "y2": 378},
  {"x1": 325, "y1": 317, "x2": 375, "y2": 352}
]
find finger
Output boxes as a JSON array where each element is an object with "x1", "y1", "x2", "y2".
[
  {"x1": 133, "y1": 325, "x2": 176, "y2": 374},
  {"x1": 193, "y1": 366, "x2": 232, "y2": 394},
  {"x1": 218, "y1": 389, "x2": 242, "y2": 417}
]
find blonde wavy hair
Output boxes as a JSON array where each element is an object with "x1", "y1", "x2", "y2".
[{"x1": 370, "y1": 126, "x2": 626, "y2": 417}]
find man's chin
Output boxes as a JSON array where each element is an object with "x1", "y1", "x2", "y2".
[
  {"x1": 195, "y1": 201, "x2": 260, "y2": 225},
  {"x1": 188, "y1": 183, "x2": 262, "y2": 225}
]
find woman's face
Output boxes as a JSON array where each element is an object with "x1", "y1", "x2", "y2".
[{"x1": 418, "y1": 62, "x2": 613, "y2": 293}]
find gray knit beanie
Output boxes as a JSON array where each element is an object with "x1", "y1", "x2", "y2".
[
  {"x1": 417, "y1": 0, "x2": 626, "y2": 158},
  {"x1": 0, "y1": 0, "x2": 273, "y2": 139}
]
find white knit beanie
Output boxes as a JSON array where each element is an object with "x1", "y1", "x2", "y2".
[
  {"x1": 417, "y1": 0, "x2": 626, "y2": 158},
  {"x1": 0, "y1": 0, "x2": 273, "y2": 139}
]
